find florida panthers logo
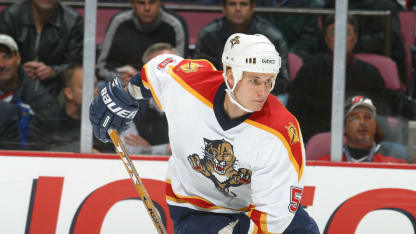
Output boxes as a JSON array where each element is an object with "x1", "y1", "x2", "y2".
[
  {"x1": 187, "y1": 138, "x2": 251, "y2": 197},
  {"x1": 230, "y1": 35, "x2": 240, "y2": 49},
  {"x1": 285, "y1": 122, "x2": 299, "y2": 145},
  {"x1": 177, "y1": 61, "x2": 203, "y2": 73}
]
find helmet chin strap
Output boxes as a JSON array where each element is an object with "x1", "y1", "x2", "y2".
[
  {"x1": 223, "y1": 70, "x2": 254, "y2": 113},
  {"x1": 225, "y1": 89, "x2": 254, "y2": 113}
]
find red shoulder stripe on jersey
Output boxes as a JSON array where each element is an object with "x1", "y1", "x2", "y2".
[
  {"x1": 246, "y1": 118, "x2": 304, "y2": 182},
  {"x1": 165, "y1": 180, "x2": 249, "y2": 212},
  {"x1": 292, "y1": 119, "x2": 304, "y2": 179},
  {"x1": 168, "y1": 66, "x2": 213, "y2": 108},
  {"x1": 248, "y1": 208, "x2": 269, "y2": 233},
  {"x1": 168, "y1": 59, "x2": 223, "y2": 108},
  {"x1": 246, "y1": 97, "x2": 304, "y2": 181},
  {"x1": 141, "y1": 64, "x2": 163, "y2": 109}
]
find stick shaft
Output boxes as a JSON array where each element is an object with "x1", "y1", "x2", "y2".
[{"x1": 108, "y1": 129, "x2": 168, "y2": 234}]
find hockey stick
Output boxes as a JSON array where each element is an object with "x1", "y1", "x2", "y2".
[{"x1": 108, "y1": 129, "x2": 168, "y2": 234}]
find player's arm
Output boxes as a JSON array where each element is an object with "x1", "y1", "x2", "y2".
[
  {"x1": 128, "y1": 54, "x2": 183, "y2": 110},
  {"x1": 248, "y1": 137, "x2": 305, "y2": 233}
]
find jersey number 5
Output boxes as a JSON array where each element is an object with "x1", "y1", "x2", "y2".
[{"x1": 288, "y1": 186, "x2": 303, "y2": 213}]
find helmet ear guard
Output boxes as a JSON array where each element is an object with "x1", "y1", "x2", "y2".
[{"x1": 221, "y1": 33, "x2": 281, "y2": 112}]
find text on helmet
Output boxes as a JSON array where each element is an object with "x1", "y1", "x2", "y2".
[{"x1": 261, "y1": 59, "x2": 276, "y2": 64}]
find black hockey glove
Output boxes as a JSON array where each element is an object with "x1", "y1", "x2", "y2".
[{"x1": 89, "y1": 77, "x2": 139, "y2": 143}]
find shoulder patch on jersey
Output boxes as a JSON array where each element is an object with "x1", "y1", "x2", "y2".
[
  {"x1": 157, "y1": 57, "x2": 176, "y2": 70},
  {"x1": 285, "y1": 122, "x2": 299, "y2": 145},
  {"x1": 177, "y1": 61, "x2": 204, "y2": 73}
]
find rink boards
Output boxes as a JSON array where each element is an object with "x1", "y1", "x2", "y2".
[{"x1": 0, "y1": 150, "x2": 416, "y2": 234}]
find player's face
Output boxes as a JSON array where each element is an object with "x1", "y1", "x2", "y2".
[
  {"x1": 222, "y1": 0, "x2": 255, "y2": 25},
  {"x1": 131, "y1": 0, "x2": 161, "y2": 26},
  {"x1": 0, "y1": 47, "x2": 20, "y2": 83},
  {"x1": 233, "y1": 71, "x2": 274, "y2": 111},
  {"x1": 31, "y1": 0, "x2": 57, "y2": 10},
  {"x1": 325, "y1": 23, "x2": 358, "y2": 54},
  {"x1": 344, "y1": 107, "x2": 376, "y2": 148}
]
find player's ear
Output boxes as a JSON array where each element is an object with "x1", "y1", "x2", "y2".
[{"x1": 225, "y1": 68, "x2": 234, "y2": 88}]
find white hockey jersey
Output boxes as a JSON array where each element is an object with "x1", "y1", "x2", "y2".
[{"x1": 136, "y1": 54, "x2": 306, "y2": 233}]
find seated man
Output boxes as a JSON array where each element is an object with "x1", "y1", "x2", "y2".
[
  {"x1": 0, "y1": 0, "x2": 84, "y2": 97},
  {"x1": 256, "y1": 0, "x2": 323, "y2": 62},
  {"x1": 96, "y1": 0, "x2": 189, "y2": 84},
  {"x1": 318, "y1": 95, "x2": 408, "y2": 163},
  {"x1": 324, "y1": 0, "x2": 406, "y2": 84},
  {"x1": 287, "y1": 14, "x2": 392, "y2": 143},
  {"x1": 194, "y1": 0, "x2": 289, "y2": 96},
  {"x1": 27, "y1": 64, "x2": 108, "y2": 153},
  {"x1": 0, "y1": 34, "x2": 57, "y2": 149},
  {"x1": 27, "y1": 64, "x2": 97, "y2": 150}
]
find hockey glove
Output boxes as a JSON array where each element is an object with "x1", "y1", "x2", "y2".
[{"x1": 89, "y1": 77, "x2": 139, "y2": 143}]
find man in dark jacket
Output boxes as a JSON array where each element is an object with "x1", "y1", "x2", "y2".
[
  {"x1": 256, "y1": 0, "x2": 323, "y2": 62},
  {"x1": 96, "y1": 0, "x2": 189, "y2": 84},
  {"x1": 194, "y1": 0, "x2": 289, "y2": 95},
  {"x1": 27, "y1": 64, "x2": 103, "y2": 152},
  {"x1": 0, "y1": 34, "x2": 57, "y2": 149},
  {"x1": 0, "y1": 0, "x2": 84, "y2": 97},
  {"x1": 287, "y1": 15, "x2": 392, "y2": 143},
  {"x1": 324, "y1": 0, "x2": 406, "y2": 85}
]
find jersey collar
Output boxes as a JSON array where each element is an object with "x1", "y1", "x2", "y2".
[{"x1": 214, "y1": 83, "x2": 251, "y2": 131}]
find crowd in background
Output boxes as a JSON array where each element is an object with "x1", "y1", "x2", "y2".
[{"x1": 0, "y1": 0, "x2": 415, "y2": 163}]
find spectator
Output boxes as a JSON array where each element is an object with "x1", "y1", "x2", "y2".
[
  {"x1": 287, "y1": 14, "x2": 391, "y2": 143},
  {"x1": 61, "y1": 64, "x2": 98, "y2": 121},
  {"x1": 96, "y1": 0, "x2": 189, "y2": 83},
  {"x1": 28, "y1": 64, "x2": 101, "y2": 152},
  {"x1": 0, "y1": 34, "x2": 57, "y2": 149},
  {"x1": 324, "y1": 0, "x2": 407, "y2": 84},
  {"x1": 0, "y1": 0, "x2": 84, "y2": 98},
  {"x1": 194, "y1": 0, "x2": 290, "y2": 95},
  {"x1": 256, "y1": 0, "x2": 323, "y2": 62},
  {"x1": 317, "y1": 95, "x2": 408, "y2": 163},
  {"x1": 121, "y1": 43, "x2": 175, "y2": 155}
]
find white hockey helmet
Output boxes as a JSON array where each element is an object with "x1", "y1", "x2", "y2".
[{"x1": 222, "y1": 33, "x2": 281, "y2": 112}]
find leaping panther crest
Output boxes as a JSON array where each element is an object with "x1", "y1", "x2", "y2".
[{"x1": 187, "y1": 138, "x2": 251, "y2": 197}]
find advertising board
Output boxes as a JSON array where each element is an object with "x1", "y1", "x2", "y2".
[{"x1": 0, "y1": 151, "x2": 415, "y2": 234}]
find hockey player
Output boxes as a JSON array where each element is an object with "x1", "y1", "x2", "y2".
[{"x1": 90, "y1": 33, "x2": 318, "y2": 233}]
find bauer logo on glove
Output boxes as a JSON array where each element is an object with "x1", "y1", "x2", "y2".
[
  {"x1": 101, "y1": 87, "x2": 137, "y2": 119},
  {"x1": 89, "y1": 77, "x2": 139, "y2": 143}
]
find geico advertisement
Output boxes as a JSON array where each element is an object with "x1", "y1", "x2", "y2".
[{"x1": 0, "y1": 152, "x2": 416, "y2": 234}]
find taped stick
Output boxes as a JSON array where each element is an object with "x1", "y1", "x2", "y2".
[{"x1": 108, "y1": 129, "x2": 168, "y2": 234}]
